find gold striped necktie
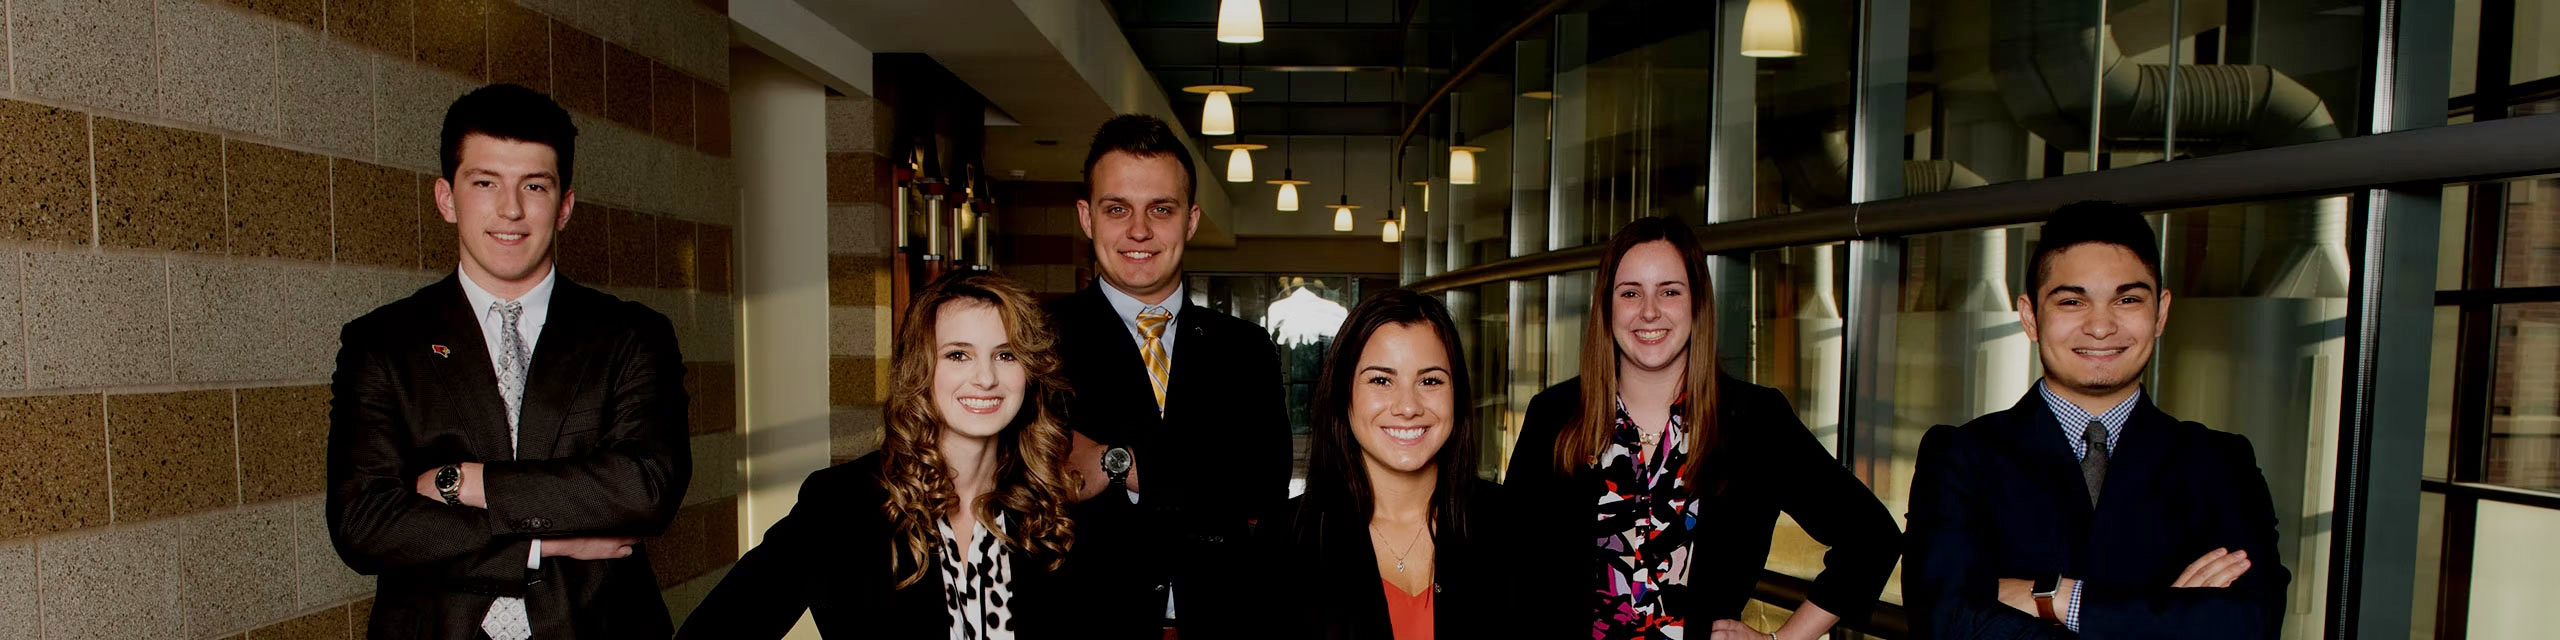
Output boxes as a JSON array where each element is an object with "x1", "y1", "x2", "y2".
[{"x1": 1138, "y1": 307, "x2": 1173, "y2": 412}]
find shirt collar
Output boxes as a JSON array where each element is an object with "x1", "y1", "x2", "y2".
[
  {"x1": 2036, "y1": 379, "x2": 2141, "y2": 434},
  {"x1": 1098, "y1": 278, "x2": 1185, "y2": 325},
  {"x1": 457, "y1": 266, "x2": 558, "y2": 317}
]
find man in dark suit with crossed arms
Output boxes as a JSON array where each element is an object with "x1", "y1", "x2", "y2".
[
  {"x1": 1907, "y1": 201, "x2": 2288, "y2": 639},
  {"x1": 329, "y1": 84, "x2": 691, "y2": 639},
  {"x1": 1051, "y1": 114, "x2": 1293, "y2": 638}
]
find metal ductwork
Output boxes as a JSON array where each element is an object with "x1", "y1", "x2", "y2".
[{"x1": 1991, "y1": 0, "x2": 2341, "y2": 151}]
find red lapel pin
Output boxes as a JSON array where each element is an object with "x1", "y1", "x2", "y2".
[{"x1": 432, "y1": 344, "x2": 451, "y2": 359}]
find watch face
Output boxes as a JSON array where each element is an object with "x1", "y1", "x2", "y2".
[
  {"x1": 1101, "y1": 447, "x2": 1132, "y2": 474},
  {"x1": 437, "y1": 465, "x2": 459, "y2": 489}
]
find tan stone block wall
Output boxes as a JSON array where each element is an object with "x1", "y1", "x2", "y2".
[
  {"x1": 827, "y1": 95, "x2": 893, "y2": 466},
  {"x1": 0, "y1": 0, "x2": 741, "y2": 637}
]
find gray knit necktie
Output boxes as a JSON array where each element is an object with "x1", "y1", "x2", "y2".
[
  {"x1": 482, "y1": 300, "x2": 531, "y2": 640},
  {"x1": 2081, "y1": 419, "x2": 2109, "y2": 507}
]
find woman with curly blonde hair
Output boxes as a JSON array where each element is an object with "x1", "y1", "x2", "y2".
[{"x1": 677, "y1": 271, "x2": 1080, "y2": 638}]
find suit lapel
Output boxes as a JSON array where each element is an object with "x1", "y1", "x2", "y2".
[
  {"x1": 2091, "y1": 394, "x2": 2176, "y2": 518},
  {"x1": 1995, "y1": 389, "x2": 2097, "y2": 524},
  {"x1": 426, "y1": 276, "x2": 515, "y2": 461},
  {"x1": 512, "y1": 280, "x2": 592, "y2": 460},
  {"x1": 1161, "y1": 300, "x2": 1219, "y2": 418},
  {"x1": 1070, "y1": 286, "x2": 1165, "y2": 430}
]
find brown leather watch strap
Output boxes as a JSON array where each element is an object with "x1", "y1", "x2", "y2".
[{"x1": 2035, "y1": 593, "x2": 2058, "y2": 622}]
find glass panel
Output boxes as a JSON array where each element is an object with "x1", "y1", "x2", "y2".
[
  {"x1": 2515, "y1": 0, "x2": 2560, "y2": 85},
  {"x1": 2497, "y1": 175, "x2": 2560, "y2": 288},
  {"x1": 2489, "y1": 302, "x2": 2560, "y2": 490},
  {"x1": 2456, "y1": 0, "x2": 2482, "y2": 102},
  {"x1": 2429, "y1": 306, "x2": 2459, "y2": 481},
  {"x1": 2441, "y1": 184, "x2": 2469, "y2": 291},
  {"x1": 1187, "y1": 273, "x2": 1394, "y2": 491},
  {"x1": 2409, "y1": 491, "x2": 2445, "y2": 640},
  {"x1": 1738, "y1": 0, "x2": 1858, "y2": 213},
  {"x1": 2466, "y1": 500, "x2": 2560, "y2": 636}
]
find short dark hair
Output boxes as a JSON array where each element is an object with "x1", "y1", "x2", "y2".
[
  {"x1": 2027, "y1": 200, "x2": 2163, "y2": 304},
  {"x1": 440, "y1": 84, "x2": 579, "y2": 189},
  {"x1": 1080, "y1": 114, "x2": 1195, "y2": 205}
]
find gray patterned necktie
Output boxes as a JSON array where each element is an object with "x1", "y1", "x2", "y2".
[
  {"x1": 2081, "y1": 419, "x2": 2109, "y2": 507},
  {"x1": 482, "y1": 300, "x2": 532, "y2": 640}
]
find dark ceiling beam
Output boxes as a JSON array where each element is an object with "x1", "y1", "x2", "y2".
[{"x1": 1144, "y1": 64, "x2": 1418, "y2": 73}]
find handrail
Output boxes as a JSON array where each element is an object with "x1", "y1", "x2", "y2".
[
  {"x1": 1390, "y1": 0, "x2": 1579, "y2": 155},
  {"x1": 1410, "y1": 112, "x2": 2560, "y2": 293},
  {"x1": 1754, "y1": 570, "x2": 1910, "y2": 638}
]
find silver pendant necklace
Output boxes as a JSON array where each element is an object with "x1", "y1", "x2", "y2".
[{"x1": 1370, "y1": 522, "x2": 1427, "y2": 573}]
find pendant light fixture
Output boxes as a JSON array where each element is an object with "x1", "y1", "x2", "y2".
[
  {"x1": 1740, "y1": 0, "x2": 1805, "y2": 58},
  {"x1": 1266, "y1": 81, "x2": 1307, "y2": 212},
  {"x1": 1182, "y1": 46, "x2": 1252, "y2": 136},
  {"x1": 1326, "y1": 134, "x2": 1358, "y2": 231},
  {"x1": 1216, "y1": 0, "x2": 1264, "y2": 43},
  {"x1": 1214, "y1": 143, "x2": 1265, "y2": 182},
  {"x1": 1448, "y1": 95, "x2": 1482, "y2": 185}
]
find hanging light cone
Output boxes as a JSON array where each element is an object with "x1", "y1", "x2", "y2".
[
  {"x1": 1268, "y1": 169, "x2": 1309, "y2": 212},
  {"x1": 1184, "y1": 85, "x2": 1252, "y2": 136},
  {"x1": 1327, "y1": 196, "x2": 1360, "y2": 231},
  {"x1": 1214, "y1": 143, "x2": 1266, "y2": 182},
  {"x1": 1449, "y1": 146, "x2": 1486, "y2": 185},
  {"x1": 1215, "y1": 0, "x2": 1264, "y2": 43},
  {"x1": 1380, "y1": 217, "x2": 1401, "y2": 243},
  {"x1": 1740, "y1": 0, "x2": 1805, "y2": 58}
]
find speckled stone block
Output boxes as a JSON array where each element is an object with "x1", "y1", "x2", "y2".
[
  {"x1": 694, "y1": 81, "x2": 731, "y2": 158},
  {"x1": 669, "y1": 4, "x2": 728, "y2": 84},
  {"x1": 826, "y1": 204, "x2": 888, "y2": 257},
  {"x1": 0, "y1": 541, "x2": 33, "y2": 638},
  {"x1": 279, "y1": 28, "x2": 375, "y2": 159},
  {"x1": 333, "y1": 160, "x2": 422, "y2": 269},
  {"x1": 374, "y1": 64, "x2": 477, "y2": 172},
  {"x1": 25, "y1": 252, "x2": 171, "y2": 389},
  {"x1": 684, "y1": 361, "x2": 734, "y2": 436},
  {"x1": 0, "y1": 100, "x2": 95, "y2": 246},
  {"x1": 824, "y1": 152, "x2": 881, "y2": 206},
  {"x1": 179, "y1": 501, "x2": 296, "y2": 637},
  {"x1": 603, "y1": 43, "x2": 653, "y2": 132},
  {"x1": 289, "y1": 495, "x2": 370, "y2": 608},
  {"x1": 94, "y1": 117, "x2": 225, "y2": 253},
  {"x1": 829, "y1": 405, "x2": 884, "y2": 461},
  {"x1": 0, "y1": 253, "x2": 28, "y2": 391},
  {"x1": 657, "y1": 219, "x2": 697, "y2": 289},
  {"x1": 0, "y1": 394, "x2": 108, "y2": 539},
  {"x1": 107, "y1": 390, "x2": 238, "y2": 522},
  {"x1": 829, "y1": 356, "x2": 885, "y2": 407},
  {"x1": 346, "y1": 598, "x2": 372, "y2": 638},
  {"x1": 414, "y1": 0, "x2": 488, "y2": 80},
  {"x1": 556, "y1": 204, "x2": 611, "y2": 284},
  {"x1": 419, "y1": 174, "x2": 460, "y2": 272},
  {"x1": 698, "y1": 223, "x2": 732, "y2": 294},
  {"x1": 158, "y1": 0, "x2": 280, "y2": 136},
  {"x1": 692, "y1": 293, "x2": 734, "y2": 362},
  {"x1": 608, "y1": 209, "x2": 656, "y2": 288},
  {"x1": 41, "y1": 521, "x2": 183, "y2": 640},
  {"x1": 550, "y1": 23, "x2": 607, "y2": 117},
  {"x1": 226, "y1": 141, "x2": 332, "y2": 262},
  {"x1": 237, "y1": 386, "x2": 328, "y2": 502},
  {"x1": 222, "y1": 0, "x2": 320, "y2": 30},
  {"x1": 565, "y1": 113, "x2": 631, "y2": 205},
  {"x1": 650, "y1": 62, "x2": 693, "y2": 146},
  {"x1": 245, "y1": 604, "x2": 346, "y2": 640},
  {"x1": 827, "y1": 254, "x2": 885, "y2": 307},
  {"x1": 327, "y1": 0, "x2": 412, "y2": 58},
  {"x1": 268, "y1": 262, "x2": 345, "y2": 382},
  {"x1": 825, "y1": 96, "x2": 875, "y2": 154},
  {"x1": 829, "y1": 304, "x2": 889, "y2": 359},
  {"x1": 170, "y1": 259, "x2": 298, "y2": 382},
  {"x1": 489, "y1": 1, "x2": 552, "y2": 93},
  {"x1": 13, "y1": 0, "x2": 159, "y2": 115}
]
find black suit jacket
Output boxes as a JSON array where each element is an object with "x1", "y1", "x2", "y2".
[
  {"x1": 1246, "y1": 479, "x2": 1516, "y2": 639},
  {"x1": 1503, "y1": 374, "x2": 1902, "y2": 636},
  {"x1": 328, "y1": 274, "x2": 691, "y2": 639},
  {"x1": 673, "y1": 454, "x2": 1074, "y2": 638},
  {"x1": 1045, "y1": 283, "x2": 1294, "y2": 638},
  {"x1": 1905, "y1": 388, "x2": 2287, "y2": 639}
]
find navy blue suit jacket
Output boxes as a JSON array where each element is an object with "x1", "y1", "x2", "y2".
[{"x1": 1905, "y1": 388, "x2": 2287, "y2": 639}]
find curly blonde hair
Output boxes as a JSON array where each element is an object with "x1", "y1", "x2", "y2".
[{"x1": 878, "y1": 272, "x2": 1078, "y2": 588}]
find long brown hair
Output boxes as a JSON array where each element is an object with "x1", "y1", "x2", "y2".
[
  {"x1": 879, "y1": 272, "x2": 1078, "y2": 588},
  {"x1": 1553, "y1": 216, "x2": 1723, "y2": 494}
]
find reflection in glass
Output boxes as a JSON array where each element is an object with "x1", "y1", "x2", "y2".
[
  {"x1": 2496, "y1": 176, "x2": 2560, "y2": 288},
  {"x1": 2489, "y1": 303, "x2": 2560, "y2": 490},
  {"x1": 2466, "y1": 501, "x2": 2560, "y2": 636}
]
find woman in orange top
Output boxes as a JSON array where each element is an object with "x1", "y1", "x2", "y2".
[{"x1": 1251, "y1": 289, "x2": 1512, "y2": 639}]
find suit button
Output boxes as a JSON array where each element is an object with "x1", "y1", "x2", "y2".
[{"x1": 520, "y1": 517, "x2": 551, "y2": 530}]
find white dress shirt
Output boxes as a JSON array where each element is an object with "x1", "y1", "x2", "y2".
[{"x1": 457, "y1": 266, "x2": 558, "y2": 569}]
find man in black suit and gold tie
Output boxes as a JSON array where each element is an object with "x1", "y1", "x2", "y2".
[
  {"x1": 1051, "y1": 114, "x2": 1294, "y2": 637},
  {"x1": 1906, "y1": 201, "x2": 2287, "y2": 639},
  {"x1": 328, "y1": 84, "x2": 691, "y2": 640}
]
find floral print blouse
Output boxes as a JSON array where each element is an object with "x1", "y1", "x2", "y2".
[{"x1": 1591, "y1": 396, "x2": 1696, "y2": 640}]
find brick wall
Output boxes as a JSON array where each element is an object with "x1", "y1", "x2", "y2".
[
  {"x1": 0, "y1": 0, "x2": 741, "y2": 638},
  {"x1": 826, "y1": 94, "x2": 892, "y2": 465}
]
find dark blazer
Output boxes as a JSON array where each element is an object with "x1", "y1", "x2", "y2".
[
  {"x1": 1905, "y1": 388, "x2": 2287, "y2": 640},
  {"x1": 1045, "y1": 283, "x2": 1295, "y2": 638},
  {"x1": 328, "y1": 274, "x2": 692, "y2": 639},
  {"x1": 1503, "y1": 374, "x2": 1901, "y2": 636},
  {"x1": 1248, "y1": 479, "x2": 1515, "y2": 640},
  {"x1": 673, "y1": 454, "x2": 1074, "y2": 638}
]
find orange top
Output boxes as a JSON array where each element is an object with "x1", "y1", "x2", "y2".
[{"x1": 1382, "y1": 579, "x2": 1434, "y2": 640}]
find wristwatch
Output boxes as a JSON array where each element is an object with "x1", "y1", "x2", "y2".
[
  {"x1": 435, "y1": 464, "x2": 465, "y2": 506},
  {"x1": 1101, "y1": 446, "x2": 1133, "y2": 491},
  {"x1": 2032, "y1": 574, "x2": 2062, "y2": 622}
]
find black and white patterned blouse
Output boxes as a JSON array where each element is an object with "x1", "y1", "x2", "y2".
[{"x1": 937, "y1": 516, "x2": 1015, "y2": 640}]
